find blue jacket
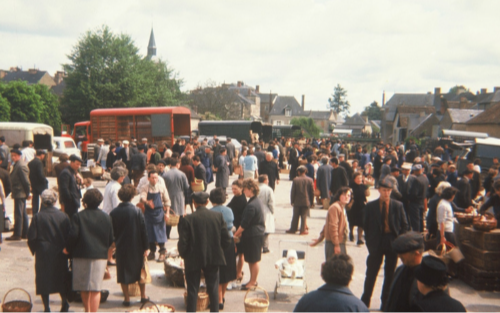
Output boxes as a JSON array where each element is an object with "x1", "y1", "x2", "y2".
[{"x1": 294, "y1": 284, "x2": 368, "y2": 312}]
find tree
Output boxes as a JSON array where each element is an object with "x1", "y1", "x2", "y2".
[
  {"x1": 290, "y1": 117, "x2": 322, "y2": 138},
  {"x1": 0, "y1": 84, "x2": 11, "y2": 121},
  {"x1": 1, "y1": 81, "x2": 43, "y2": 123},
  {"x1": 61, "y1": 25, "x2": 184, "y2": 125},
  {"x1": 33, "y1": 84, "x2": 62, "y2": 134},
  {"x1": 328, "y1": 84, "x2": 350, "y2": 115},
  {"x1": 361, "y1": 101, "x2": 382, "y2": 120},
  {"x1": 190, "y1": 80, "x2": 242, "y2": 119},
  {"x1": 449, "y1": 85, "x2": 468, "y2": 94}
]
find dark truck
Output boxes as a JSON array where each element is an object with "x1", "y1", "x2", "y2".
[{"x1": 198, "y1": 120, "x2": 272, "y2": 143}]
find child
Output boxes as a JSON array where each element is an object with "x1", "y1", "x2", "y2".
[
  {"x1": 275, "y1": 249, "x2": 304, "y2": 279},
  {"x1": 80, "y1": 178, "x2": 94, "y2": 198}
]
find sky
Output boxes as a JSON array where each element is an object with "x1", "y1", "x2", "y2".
[{"x1": 2, "y1": 0, "x2": 500, "y2": 115}]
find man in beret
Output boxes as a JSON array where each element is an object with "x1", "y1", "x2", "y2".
[
  {"x1": 405, "y1": 164, "x2": 429, "y2": 232},
  {"x1": 7, "y1": 149, "x2": 31, "y2": 240},
  {"x1": 383, "y1": 232, "x2": 424, "y2": 312},
  {"x1": 361, "y1": 176, "x2": 408, "y2": 309},
  {"x1": 58, "y1": 154, "x2": 83, "y2": 218},
  {"x1": 178, "y1": 191, "x2": 231, "y2": 312}
]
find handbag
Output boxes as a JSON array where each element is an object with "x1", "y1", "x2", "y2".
[
  {"x1": 140, "y1": 256, "x2": 152, "y2": 284},
  {"x1": 191, "y1": 178, "x2": 205, "y2": 192}
]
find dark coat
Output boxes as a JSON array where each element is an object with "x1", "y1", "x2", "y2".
[
  {"x1": 455, "y1": 177, "x2": 471, "y2": 209},
  {"x1": 106, "y1": 151, "x2": 117, "y2": 169},
  {"x1": 291, "y1": 175, "x2": 314, "y2": 208},
  {"x1": 410, "y1": 290, "x2": 466, "y2": 312},
  {"x1": 340, "y1": 161, "x2": 353, "y2": 183},
  {"x1": 254, "y1": 151, "x2": 266, "y2": 165},
  {"x1": 130, "y1": 152, "x2": 147, "y2": 171},
  {"x1": 194, "y1": 163, "x2": 207, "y2": 191},
  {"x1": 363, "y1": 199, "x2": 409, "y2": 254},
  {"x1": 0, "y1": 167, "x2": 11, "y2": 197},
  {"x1": 259, "y1": 160, "x2": 279, "y2": 190},
  {"x1": 214, "y1": 154, "x2": 229, "y2": 189},
  {"x1": 28, "y1": 157, "x2": 48, "y2": 194},
  {"x1": 406, "y1": 174, "x2": 429, "y2": 206},
  {"x1": 27, "y1": 206, "x2": 70, "y2": 295},
  {"x1": 240, "y1": 196, "x2": 265, "y2": 238},
  {"x1": 118, "y1": 147, "x2": 131, "y2": 168},
  {"x1": 110, "y1": 202, "x2": 149, "y2": 284},
  {"x1": 294, "y1": 284, "x2": 369, "y2": 312},
  {"x1": 58, "y1": 167, "x2": 81, "y2": 215},
  {"x1": 10, "y1": 159, "x2": 31, "y2": 199},
  {"x1": 177, "y1": 206, "x2": 231, "y2": 271},
  {"x1": 227, "y1": 194, "x2": 247, "y2": 229},
  {"x1": 54, "y1": 162, "x2": 69, "y2": 180},
  {"x1": 288, "y1": 148, "x2": 300, "y2": 180},
  {"x1": 384, "y1": 265, "x2": 419, "y2": 312},
  {"x1": 316, "y1": 164, "x2": 332, "y2": 199},
  {"x1": 330, "y1": 166, "x2": 348, "y2": 196},
  {"x1": 66, "y1": 208, "x2": 114, "y2": 259}
]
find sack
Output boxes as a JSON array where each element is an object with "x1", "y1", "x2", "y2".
[
  {"x1": 140, "y1": 256, "x2": 152, "y2": 284},
  {"x1": 191, "y1": 178, "x2": 205, "y2": 192},
  {"x1": 428, "y1": 241, "x2": 464, "y2": 264}
]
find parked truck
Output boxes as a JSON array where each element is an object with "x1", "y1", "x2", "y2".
[{"x1": 198, "y1": 120, "x2": 272, "y2": 143}]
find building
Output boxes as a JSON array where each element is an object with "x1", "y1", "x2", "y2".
[
  {"x1": 391, "y1": 106, "x2": 438, "y2": 144},
  {"x1": 466, "y1": 102, "x2": 500, "y2": 137},
  {"x1": 440, "y1": 108, "x2": 483, "y2": 131},
  {"x1": 335, "y1": 112, "x2": 372, "y2": 136},
  {"x1": 146, "y1": 28, "x2": 158, "y2": 62},
  {"x1": 1, "y1": 67, "x2": 56, "y2": 87}
]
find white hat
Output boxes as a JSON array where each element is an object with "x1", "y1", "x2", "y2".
[
  {"x1": 123, "y1": 140, "x2": 129, "y2": 145},
  {"x1": 402, "y1": 162, "x2": 413, "y2": 170},
  {"x1": 97, "y1": 138, "x2": 104, "y2": 142},
  {"x1": 287, "y1": 249, "x2": 298, "y2": 260},
  {"x1": 142, "y1": 138, "x2": 148, "y2": 141}
]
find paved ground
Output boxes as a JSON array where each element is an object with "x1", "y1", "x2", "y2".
[{"x1": 1, "y1": 173, "x2": 499, "y2": 312}]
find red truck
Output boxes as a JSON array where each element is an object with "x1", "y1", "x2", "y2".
[{"x1": 66, "y1": 106, "x2": 191, "y2": 155}]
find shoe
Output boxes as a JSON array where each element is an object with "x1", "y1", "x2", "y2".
[
  {"x1": 241, "y1": 282, "x2": 258, "y2": 290},
  {"x1": 285, "y1": 229, "x2": 296, "y2": 234},
  {"x1": 219, "y1": 303, "x2": 224, "y2": 310},
  {"x1": 262, "y1": 248, "x2": 270, "y2": 254},
  {"x1": 226, "y1": 283, "x2": 233, "y2": 290},
  {"x1": 122, "y1": 301, "x2": 131, "y2": 307},
  {"x1": 21, "y1": 235, "x2": 27, "y2": 240},
  {"x1": 5, "y1": 235, "x2": 21, "y2": 241},
  {"x1": 357, "y1": 240, "x2": 364, "y2": 245},
  {"x1": 147, "y1": 252, "x2": 155, "y2": 261},
  {"x1": 349, "y1": 233, "x2": 354, "y2": 242},
  {"x1": 157, "y1": 253, "x2": 166, "y2": 263},
  {"x1": 107, "y1": 261, "x2": 116, "y2": 266},
  {"x1": 299, "y1": 231, "x2": 309, "y2": 235},
  {"x1": 140, "y1": 297, "x2": 150, "y2": 304},
  {"x1": 60, "y1": 301, "x2": 70, "y2": 312}
]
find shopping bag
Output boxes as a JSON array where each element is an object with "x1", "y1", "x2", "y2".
[
  {"x1": 141, "y1": 256, "x2": 152, "y2": 284},
  {"x1": 191, "y1": 178, "x2": 205, "y2": 192}
]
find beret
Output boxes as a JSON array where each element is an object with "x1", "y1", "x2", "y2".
[
  {"x1": 383, "y1": 156, "x2": 392, "y2": 163},
  {"x1": 192, "y1": 191, "x2": 209, "y2": 203},
  {"x1": 69, "y1": 154, "x2": 83, "y2": 163},
  {"x1": 392, "y1": 232, "x2": 424, "y2": 254},
  {"x1": 391, "y1": 167, "x2": 400, "y2": 172},
  {"x1": 338, "y1": 154, "x2": 345, "y2": 157},
  {"x1": 10, "y1": 149, "x2": 22, "y2": 155},
  {"x1": 414, "y1": 256, "x2": 449, "y2": 287},
  {"x1": 412, "y1": 164, "x2": 422, "y2": 171},
  {"x1": 379, "y1": 177, "x2": 394, "y2": 189}
]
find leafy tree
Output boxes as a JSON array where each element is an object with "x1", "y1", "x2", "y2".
[
  {"x1": 199, "y1": 112, "x2": 221, "y2": 120},
  {"x1": 361, "y1": 101, "x2": 382, "y2": 120},
  {"x1": 0, "y1": 84, "x2": 11, "y2": 121},
  {"x1": 449, "y1": 85, "x2": 468, "y2": 94},
  {"x1": 33, "y1": 84, "x2": 62, "y2": 134},
  {"x1": 290, "y1": 117, "x2": 322, "y2": 138},
  {"x1": 61, "y1": 25, "x2": 184, "y2": 125},
  {"x1": 1, "y1": 81, "x2": 43, "y2": 123},
  {"x1": 328, "y1": 84, "x2": 350, "y2": 115},
  {"x1": 190, "y1": 80, "x2": 242, "y2": 119}
]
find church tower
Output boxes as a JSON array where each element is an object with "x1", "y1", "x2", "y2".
[{"x1": 147, "y1": 28, "x2": 157, "y2": 60}]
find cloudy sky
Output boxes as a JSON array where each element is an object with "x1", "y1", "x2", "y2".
[{"x1": 2, "y1": 0, "x2": 500, "y2": 115}]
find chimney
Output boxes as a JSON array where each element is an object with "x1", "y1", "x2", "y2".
[
  {"x1": 54, "y1": 71, "x2": 65, "y2": 84},
  {"x1": 301, "y1": 95, "x2": 305, "y2": 111},
  {"x1": 481, "y1": 88, "x2": 487, "y2": 94},
  {"x1": 382, "y1": 91, "x2": 385, "y2": 106},
  {"x1": 237, "y1": 81, "x2": 242, "y2": 87},
  {"x1": 434, "y1": 87, "x2": 441, "y2": 95},
  {"x1": 256, "y1": 85, "x2": 260, "y2": 93},
  {"x1": 494, "y1": 87, "x2": 500, "y2": 92},
  {"x1": 28, "y1": 68, "x2": 38, "y2": 74},
  {"x1": 10, "y1": 67, "x2": 20, "y2": 72},
  {"x1": 0, "y1": 70, "x2": 6, "y2": 79}
]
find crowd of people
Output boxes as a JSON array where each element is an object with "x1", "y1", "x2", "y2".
[{"x1": 1, "y1": 133, "x2": 497, "y2": 312}]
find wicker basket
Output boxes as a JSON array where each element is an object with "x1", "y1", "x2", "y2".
[
  {"x1": 184, "y1": 291, "x2": 209, "y2": 311},
  {"x1": 138, "y1": 299, "x2": 176, "y2": 312},
  {"x1": 455, "y1": 213, "x2": 474, "y2": 224},
  {"x1": 164, "y1": 258, "x2": 185, "y2": 287},
  {"x1": 244, "y1": 286, "x2": 269, "y2": 312},
  {"x1": 473, "y1": 215, "x2": 497, "y2": 232},
  {"x1": 166, "y1": 209, "x2": 180, "y2": 227},
  {"x1": 2, "y1": 288, "x2": 32, "y2": 312},
  {"x1": 128, "y1": 282, "x2": 140, "y2": 297}
]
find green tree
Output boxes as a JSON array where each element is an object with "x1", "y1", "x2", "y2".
[
  {"x1": 1, "y1": 81, "x2": 43, "y2": 123},
  {"x1": 328, "y1": 84, "x2": 350, "y2": 115},
  {"x1": 190, "y1": 80, "x2": 242, "y2": 119},
  {"x1": 361, "y1": 101, "x2": 382, "y2": 120},
  {"x1": 290, "y1": 117, "x2": 322, "y2": 138},
  {"x1": 0, "y1": 84, "x2": 11, "y2": 121},
  {"x1": 33, "y1": 84, "x2": 62, "y2": 134},
  {"x1": 449, "y1": 85, "x2": 468, "y2": 94},
  {"x1": 61, "y1": 25, "x2": 184, "y2": 125}
]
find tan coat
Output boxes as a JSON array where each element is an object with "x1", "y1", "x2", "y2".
[
  {"x1": 290, "y1": 175, "x2": 314, "y2": 207},
  {"x1": 322, "y1": 202, "x2": 348, "y2": 246}
]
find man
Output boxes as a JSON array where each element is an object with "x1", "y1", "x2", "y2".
[
  {"x1": 383, "y1": 232, "x2": 424, "y2": 312},
  {"x1": 59, "y1": 154, "x2": 83, "y2": 218},
  {"x1": 294, "y1": 254, "x2": 368, "y2": 312},
  {"x1": 141, "y1": 137, "x2": 149, "y2": 154},
  {"x1": 102, "y1": 167, "x2": 128, "y2": 214},
  {"x1": 118, "y1": 140, "x2": 131, "y2": 170},
  {"x1": 212, "y1": 138, "x2": 222, "y2": 161},
  {"x1": 446, "y1": 163, "x2": 458, "y2": 187},
  {"x1": 96, "y1": 140, "x2": 110, "y2": 170},
  {"x1": 162, "y1": 158, "x2": 189, "y2": 239},
  {"x1": 455, "y1": 168, "x2": 473, "y2": 209},
  {"x1": 94, "y1": 138, "x2": 104, "y2": 163},
  {"x1": 214, "y1": 148, "x2": 229, "y2": 193},
  {"x1": 373, "y1": 148, "x2": 384, "y2": 187},
  {"x1": 243, "y1": 147, "x2": 258, "y2": 179},
  {"x1": 7, "y1": 149, "x2": 31, "y2": 240},
  {"x1": 405, "y1": 164, "x2": 428, "y2": 232},
  {"x1": 148, "y1": 145, "x2": 161, "y2": 165},
  {"x1": 316, "y1": 157, "x2": 332, "y2": 210},
  {"x1": 464, "y1": 160, "x2": 481, "y2": 199},
  {"x1": 140, "y1": 171, "x2": 171, "y2": 262},
  {"x1": 428, "y1": 167, "x2": 445, "y2": 199},
  {"x1": 288, "y1": 142, "x2": 301, "y2": 180},
  {"x1": 397, "y1": 163, "x2": 412, "y2": 217},
  {"x1": 254, "y1": 145, "x2": 266, "y2": 166},
  {"x1": 339, "y1": 143, "x2": 349, "y2": 159},
  {"x1": 338, "y1": 154, "x2": 353, "y2": 184},
  {"x1": 379, "y1": 157, "x2": 392, "y2": 181},
  {"x1": 287, "y1": 166, "x2": 314, "y2": 235},
  {"x1": 130, "y1": 146, "x2": 147, "y2": 187},
  {"x1": 198, "y1": 146, "x2": 214, "y2": 185},
  {"x1": 330, "y1": 157, "x2": 348, "y2": 203},
  {"x1": 225, "y1": 137, "x2": 236, "y2": 175},
  {"x1": 0, "y1": 136, "x2": 10, "y2": 171},
  {"x1": 28, "y1": 150, "x2": 48, "y2": 215},
  {"x1": 258, "y1": 152, "x2": 280, "y2": 191},
  {"x1": 410, "y1": 256, "x2": 466, "y2": 312},
  {"x1": 0, "y1": 158, "x2": 11, "y2": 198},
  {"x1": 192, "y1": 156, "x2": 207, "y2": 191},
  {"x1": 21, "y1": 140, "x2": 36, "y2": 163},
  {"x1": 361, "y1": 177, "x2": 408, "y2": 309},
  {"x1": 178, "y1": 191, "x2": 231, "y2": 312},
  {"x1": 388, "y1": 167, "x2": 402, "y2": 200}
]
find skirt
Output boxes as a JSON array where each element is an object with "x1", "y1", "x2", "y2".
[
  {"x1": 72, "y1": 258, "x2": 107, "y2": 291},
  {"x1": 241, "y1": 235, "x2": 263, "y2": 264},
  {"x1": 219, "y1": 237, "x2": 237, "y2": 284}
]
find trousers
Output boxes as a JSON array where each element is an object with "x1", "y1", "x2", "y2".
[
  {"x1": 289, "y1": 205, "x2": 308, "y2": 233},
  {"x1": 361, "y1": 234, "x2": 398, "y2": 309},
  {"x1": 407, "y1": 203, "x2": 423, "y2": 232},
  {"x1": 13, "y1": 198, "x2": 29, "y2": 237},
  {"x1": 32, "y1": 190, "x2": 42, "y2": 216},
  {"x1": 185, "y1": 266, "x2": 219, "y2": 312}
]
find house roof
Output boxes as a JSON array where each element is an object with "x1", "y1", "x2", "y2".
[
  {"x1": 447, "y1": 109, "x2": 483, "y2": 124},
  {"x1": 50, "y1": 81, "x2": 66, "y2": 96},
  {"x1": 269, "y1": 96, "x2": 303, "y2": 116},
  {"x1": 384, "y1": 93, "x2": 435, "y2": 121},
  {"x1": 410, "y1": 113, "x2": 437, "y2": 134},
  {"x1": 258, "y1": 93, "x2": 277, "y2": 104},
  {"x1": 344, "y1": 112, "x2": 368, "y2": 125},
  {"x1": 307, "y1": 110, "x2": 332, "y2": 119},
  {"x1": 2, "y1": 70, "x2": 49, "y2": 84},
  {"x1": 467, "y1": 102, "x2": 500, "y2": 124},
  {"x1": 336, "y1": 124, "x2": 365, "y2": 130}
]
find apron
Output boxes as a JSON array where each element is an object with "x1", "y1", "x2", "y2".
[{"x1": 144, "y1": 189, "x2": 167, "y2": 243}]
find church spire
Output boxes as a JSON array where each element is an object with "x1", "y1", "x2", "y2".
[{"x1": 147, "y1": 28, "x2": 156, "y2": 58}]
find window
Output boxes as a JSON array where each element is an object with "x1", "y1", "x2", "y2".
[
  {"x1": 276, "y1": 120, "x2": 282, "y2": 125},
  {"x1": 285, "y1": 109, "x2": 292, "y2": 117}
]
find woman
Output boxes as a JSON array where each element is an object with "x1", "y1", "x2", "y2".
[
  {"x1": 109, "y1": 184, "x2": 150, "y2": 307},
  {"x1": 0, "y1": 177, "x2": 5, "y2": 244},
  {"x1": 348, "y1": 172, "x2": 369, "y2": 245},
  {"x1": 180, "y1": 156, "x2": 195, "y2": 214},
  {"x1": 233, "y1": 179, "x2": 265, "y2": 290},
  {"x1": 28, "y1": 189, "x2": 71, "y2": 312},
  {"x1": 64, "y1": 189, "x2": 114, "y2": 312},
  {"x1": 227, "y1": 180, "x2": 248, "y2": 283},
  {"x1": 181, "y1": 142, "x2": 195, "y2": 157},
  {"x1": 437, "y1": 187, "x2": 459, "y2": 245},
  {"x1": 311, "y1": 187, "x2": 352, "y2": 261},
  {"x1": 480, "y1": 180, "x2": 500, "y2": 228},
  {"x1": 210, "y1": 188, "x2": 236, "y2": 310},
  {"x1": 427, "y1": 181, "x2": 451, "y2": 238},
  {"x1": 106, "y1": 145, "x2": 116, "y2": 171}
]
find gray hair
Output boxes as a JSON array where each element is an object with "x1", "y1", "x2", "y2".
[
  {"x1": 321, "y1": 157, "x2": 329, "y2": 165},
  {"x1": 41, "y1": 189, "x2": 58, "y2": 206},
  {"x1": 435, "y1": 181, "x2": 451, "y2": 196},
  {"x1": 111, "y1": 167, "x2": 128, "y2": 181}
]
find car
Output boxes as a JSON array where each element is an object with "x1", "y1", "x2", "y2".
[{"x1": 52, "y1": 136, "x2": 81, "y2": 164}]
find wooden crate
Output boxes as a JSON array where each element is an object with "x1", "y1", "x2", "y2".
[
  {"x1": 461, "y1": 242, "x2": 500, "y2": 271},
  {"x1": 454, "y1": 222, "x2": 470, "y2": 247},
  {"x1": 458, "y1": 262, "x2": 500, "y2": 291},
  {"x1": 463, "y1": 227, "x2": 500, "y2": 252}
]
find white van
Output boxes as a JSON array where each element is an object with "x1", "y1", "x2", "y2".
[{"x1": 52, "y1": 136, "x2": 81, "y2": 164}]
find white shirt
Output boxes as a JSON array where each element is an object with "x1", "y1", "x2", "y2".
[
  {"x1": 21, "y1": 147, "x2": 36, "y2": 163},
  {"x1": 102, "y1": 180, "x2": 122, "y2": 214},
  {"x1": 437, "y1": 199, "x2": 454, "y2": 233}
]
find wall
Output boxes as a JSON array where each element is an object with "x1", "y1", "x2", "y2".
[{"x1": 466, "y1": 124, "x2": 500, "y2": 138}]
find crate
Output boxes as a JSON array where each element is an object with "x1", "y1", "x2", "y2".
[
  {"x1": 461, "y1": 242, "x2": 500, "y2": 271},
  {"x1": 463, "y1": 228, "x2": 500, "y2": 252},
  {"x1": 458, "y1": 262, "x2": 500, "y2": 291},
  {"x1": 453, "y1": 222, "x2": 470, "y2": 247}
]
